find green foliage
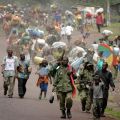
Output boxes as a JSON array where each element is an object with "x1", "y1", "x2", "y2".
[
  {"x1": 104, "y1": 23, "x2": 120, "y2": 39},
  {"x1": 78, "y1": 0, "x2": 120, "y2": 6},
  {"x1": 106, "y1": 107, "x2": 120, "y2": 119}
]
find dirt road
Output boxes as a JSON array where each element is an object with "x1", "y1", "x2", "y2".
[{"x1": 0, "y1": 30, "x2": 117, "y2": 120}]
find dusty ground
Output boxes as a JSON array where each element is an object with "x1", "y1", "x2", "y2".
[{"x1": 0, "y1": 26, "x2": 119, "y2": 120}]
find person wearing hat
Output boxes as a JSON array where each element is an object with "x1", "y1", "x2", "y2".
[
  {"x1": 17, "y1": 53, "x2": 31, "y2": 98},
  {"x1": 90, "y1": 75, "x2": 104, "y2": 120},
  {"x1": 1, "y1": 47, "x2": 18, "y2": 98},
  {"x1": 95, "y1": 62, "x2": 115, "y2": 117},
  {"x1": 77, "y1": 61, "x2": 94, "y2": 113}
]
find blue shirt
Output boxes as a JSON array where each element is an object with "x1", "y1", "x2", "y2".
[{"x1": 17, "y1": 60, "x2": 30, "y2": 79}]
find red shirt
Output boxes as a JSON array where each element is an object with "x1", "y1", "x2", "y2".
[{"x1": 96, "y1": 15, "x2": 103, "y2": 25}]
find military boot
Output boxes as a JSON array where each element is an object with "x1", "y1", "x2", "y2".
[
  {"x1": 67, "y1": 109, "x2": 72, "y2": 119},
  {"x1": 81, "y1": 100, "x2": 86, "y2": 111},
  {"x1": 61, "y1": 110, "x2": 66, "y2": 119}
]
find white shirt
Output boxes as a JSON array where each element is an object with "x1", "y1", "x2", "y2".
[
  {"x1": 93, "y1": 52, "x2": 99, "y2": 63},
  {"x1": 113, "y1": 47, "x2": 119, "y2": 56},
  {"x1": 4, "y1": 57, "x2": 15, "y2": 71},
  {"x1": 92, "y1": 43, "x2": 98, "y2": 53},
  {"x1": 31, "y1": 39, "x2": 37, "y2": 51},
  {"x1": 61, "y1": 27, "x2": 66, "y2": 35},
  {"x1": 65, "y1": 26, "x2": 73, "y2": 36}
]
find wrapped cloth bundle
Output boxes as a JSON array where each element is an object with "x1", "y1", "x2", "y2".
[
  {"x1": 51, "y1": 42, "x2": 67, "y2": 59},
  {"x1": 20, "y1": 35, "x2": 31, "y2": 44},
  {"x1": 96, "y1": 8, "x2": 104, "y2": 14},
  {"x1": 65, "y1": 10, "x2": 73, "y2": 16},
  {"x1": 102, "y1": 30, "x2": 113, "y2": 36},
  {"x1": 69, "y1": 46, "x2": 87, "y2": 61},
  {"x1": 37, "y1": 39, "x2": 45, "y2": 45},
  {"x1": 26, "y1": 28, "x2": 44, "y2": 37},
  {"x1": 52, "y1": 41, "x2": 67, "y2": 48}
]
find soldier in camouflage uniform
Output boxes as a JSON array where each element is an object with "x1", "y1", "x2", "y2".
[
  {"x1": 77, "y1": 62, "x2": 94, "y2": 112},
  {"x1": 53, "y1": 57, "x2": 76, "y2": 119}
]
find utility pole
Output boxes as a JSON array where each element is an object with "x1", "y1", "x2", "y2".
[{"x1": 106, "y1": 0, "x2": 111, "y2": 26}]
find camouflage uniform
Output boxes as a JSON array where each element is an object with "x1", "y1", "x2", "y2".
[
  {"x1": 53, "y1": 65, "x2": 73, "y2": 110},
  {"x1": 53, "y1": 64, "x2": 75, "y2": 119},
  {"x1": 78, "y1": 69, "x2": 93, "y2": 112}
]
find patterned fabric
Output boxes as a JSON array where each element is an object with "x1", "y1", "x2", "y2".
[
  {"x1": 53, "y1": 66, "x2": 73, "y2": 93},
  {"x1": 17, "y1": 60, "x2": 30, "y2": 79},
  {"x1": 36, "y1": 76, "x2": 49, "y2": 86}
]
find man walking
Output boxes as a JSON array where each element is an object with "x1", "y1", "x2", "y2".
[
  {"x1": 52, "y1": 57, "x2": 76, "y2": 119},
  {"x1": 17, "y1": 53, "x2": 31, "y2": 98},
  {"x1": 1, "y1": 47, "x2": 18, "y2": 98}
]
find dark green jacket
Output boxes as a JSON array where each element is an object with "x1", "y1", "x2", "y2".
[
  {"x1": 95, "y1": 70, "x2": 115, "y2": 90},
  {"x1": 53, "y1": 66, "x2": 73, "y2": 93}
]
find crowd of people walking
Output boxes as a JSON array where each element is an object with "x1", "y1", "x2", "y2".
[{"x1": 0, "y1": 3, "x2": 120, "y2": 120}]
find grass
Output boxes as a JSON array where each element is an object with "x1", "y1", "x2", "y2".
[
  {"x1": 105, "y1": 107, "x2": 120, "y2": 119},
  {"x1": 96, "y1": 22, "x2": 120, "y2": 40},
  {"x1": 104, "y1": 23, "x2": 120, "y2": 38}
]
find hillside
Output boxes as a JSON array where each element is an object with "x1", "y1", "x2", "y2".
[{"x1": 0, "y1": 0, "x2": 119, "y2": 9}]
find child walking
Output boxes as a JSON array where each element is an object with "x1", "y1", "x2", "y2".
[
  {"x1": 91, "y1": 75, "x2": 104, "y2": 120},
  {"x1": 36, "y1": 60, "x2": 51, "y2": 99}
]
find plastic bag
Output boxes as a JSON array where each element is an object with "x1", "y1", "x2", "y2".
[
  {"x1": 34, "y1": 56, "x2": 44, "y2": 65},
  {"x1": 71, "y1": 57, "x2": 84, "y2": 71}
]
